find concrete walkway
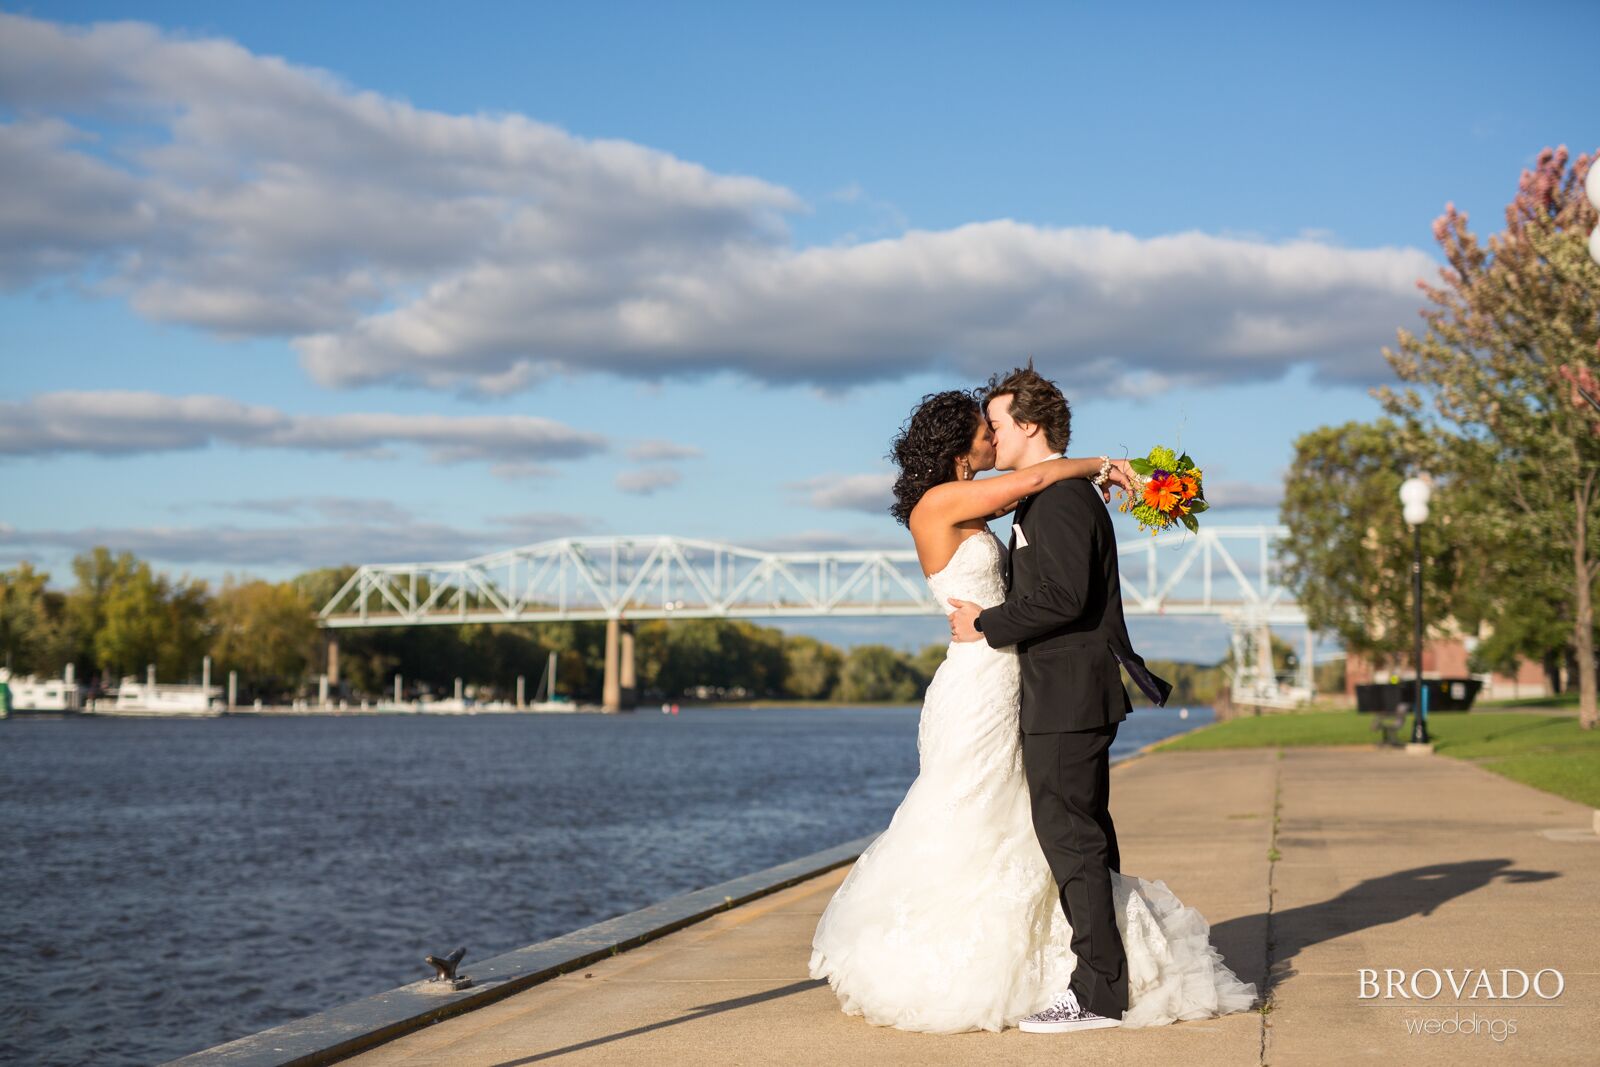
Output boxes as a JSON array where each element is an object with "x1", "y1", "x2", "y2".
[{"x1": 345, "y1": 748, "x2": 1597, "y2": 1065}]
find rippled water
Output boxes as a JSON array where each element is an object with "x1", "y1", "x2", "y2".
[{"x1": 0, "y1": 703, "x2": 1209, "y2": 1065}]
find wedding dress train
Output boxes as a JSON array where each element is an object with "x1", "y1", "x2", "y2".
[{"x1": 808, "y1": 530, "x2": 1257, "y2": 1032}]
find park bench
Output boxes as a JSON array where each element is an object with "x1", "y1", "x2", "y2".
[{"x1": 1373, "y1": 705, "x2": 1408, "y2": 747}]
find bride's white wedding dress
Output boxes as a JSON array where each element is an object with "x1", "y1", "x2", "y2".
[{"x1": 808, "y1": 529, "x2": 1256, "y2": 1033}]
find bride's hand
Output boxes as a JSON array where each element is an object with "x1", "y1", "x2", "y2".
[{"x1": 1101, "y1": 459, "x2": 1136, "y2": 502}]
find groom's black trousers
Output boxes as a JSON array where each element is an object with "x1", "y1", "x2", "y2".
[{"x1": 1022, "y1": 722, "x2": 1127, "y2": 1019}]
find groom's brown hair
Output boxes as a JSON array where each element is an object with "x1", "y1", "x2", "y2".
[{"x1": 983, "y1": 360, "x2": 1072, "y2": 453}]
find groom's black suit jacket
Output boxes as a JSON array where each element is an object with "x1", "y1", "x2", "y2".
[{"x1": 977, "y1": 478, "x2": 1173, "y2": 734}]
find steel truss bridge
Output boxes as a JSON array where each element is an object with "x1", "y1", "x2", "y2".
[{"x1": 318, "y1": 526, "x2": 1311, "y2": 710}]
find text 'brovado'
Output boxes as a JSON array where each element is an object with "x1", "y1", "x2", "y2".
[{"x1": 1358, "y1": 968, "x2": 1564, "y2": 1001}]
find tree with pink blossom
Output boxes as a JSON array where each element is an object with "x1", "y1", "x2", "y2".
[
  {"x1": 1378, "y1": 146, "x2": 1600, "y2": 728},
  {"x1": 1558, "y1": 358, "x2": 1600, "y2": 433}
]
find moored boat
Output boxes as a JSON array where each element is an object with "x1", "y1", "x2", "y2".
[
  {"x1": 0, "y1": 666, "x2": 88, "y2": 716},
  {"x1": 90, "y1": 666, "x2": 222, "y2": 717}
]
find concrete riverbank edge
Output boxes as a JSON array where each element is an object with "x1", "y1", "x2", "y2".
[
  {"x1": 164, "y1": 834, "x2": 877, "y2": 1067},
  {"x1": 165, "y1": 744, "x2": 1165, "y2": 1067}
]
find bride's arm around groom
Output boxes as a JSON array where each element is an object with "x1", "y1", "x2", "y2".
[{"x1": 965, "y1": 481, "x2": 1100, "y2": 649}]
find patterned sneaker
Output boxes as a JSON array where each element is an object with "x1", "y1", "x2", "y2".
[{"x1": 1018, "y1": 990, "x2": 1122, "y2": 1034}]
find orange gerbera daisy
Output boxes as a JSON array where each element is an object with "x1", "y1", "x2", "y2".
[
  {"x1": 1143, "y1": 476, "x2": 1180, "y2": 513},
  {"x1": 1179, "y1": 474, "x2": 1199, "y2": 500}
]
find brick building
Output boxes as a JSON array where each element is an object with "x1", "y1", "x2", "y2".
[{"x1": 1344, "y1": 637, "x2": 1550, "y2": 702}]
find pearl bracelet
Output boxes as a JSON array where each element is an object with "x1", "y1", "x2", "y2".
[{"x1": 1092, "y1": 454, "x2": 1113, "y2": 488}]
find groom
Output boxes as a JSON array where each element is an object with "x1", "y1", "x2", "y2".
[{"x1": 948, "y1": 362, "x2": 1172, "y2": 1034}]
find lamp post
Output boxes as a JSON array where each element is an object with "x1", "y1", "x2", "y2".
[
  {"x1": 1399, "y1": 476, "x2": 1432, "y2": 745},
  {"x1": 1588, "y1": 160, "x2": 1600, "y2": 267}
]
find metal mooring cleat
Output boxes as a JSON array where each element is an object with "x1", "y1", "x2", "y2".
[{"x1": 425, "y1": 947, "x2": 473, "y2": 990}]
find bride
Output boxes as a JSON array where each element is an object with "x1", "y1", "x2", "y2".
[{"x1": 807, "y1": 387, "x2": 1256, "y2": 1034}]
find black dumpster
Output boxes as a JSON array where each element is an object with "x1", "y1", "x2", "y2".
[
  {"x1": 1356, "y1": 678, "x2": 1481, "y2": 713},
  {"x1": 1355, "y1": 683, "x2": 1405, "y2": 712}
]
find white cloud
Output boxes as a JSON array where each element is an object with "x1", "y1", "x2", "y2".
[
  {"x1": 484, "y1": 511, "x2": 600, "y2": 543},
  {"x1": 0, "y1": 510, "x2": 597, "y2": 568},
  {"x1": 615, "y1": 466, "x2": 682, "y2": 495},
  {"x1": 0, "y1": 13, "x2": 1435, "y2": 399},
  {"x1": 0, "y1": 117, "x2": 154, "y2": 284},
  {"x1": 294, "y1": 223, "x2": 1434, "y2": 395},
  {"x1": 789, "y1": 472, "x2": 896, "y2": 514},
  {"x1": 0, "y1": 12, "x2": 796, "y2": 341},
  {"x1": 178, "y1": 496, "x2": 418, "y2": 524},
  {"x1": 488, "y1": 460, "x2": 559, "y2": 482},
  {"x1": 626, "y1": 439, "x2": 703, "y2": 462},
  {"x1": 1204, "y1": 481, "x2": 1285, "y2": 509},
  {"x1": 745, "y1": 529, "x2": 903, "y2": 552},
  {"x1": 0, "y1": 391, "x2": 609, "y2": 462}
]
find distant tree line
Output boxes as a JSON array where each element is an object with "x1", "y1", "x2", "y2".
[{"x1": 0, "y1": 551, "x2": 960, "y2": 704}]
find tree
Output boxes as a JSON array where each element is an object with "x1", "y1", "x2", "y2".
[
  {"x1": 289, "y1": 565, "x2": 357, "y2": 615},
  {"x1": 639, "y1": 618, "x2": 733, "y2": 698},
  {"x1": 65, "y1": 547, "x2": 126, "y2": 680},
  {"x1": 734, "y1": 621, "x2": 789, "y2": 697},
  {"x1": 209, "y1": 577, "x2": 318, "y2": 692},
  {"x1": 911, "y1": 643, "x2": 947, "y2": 687},
  {"x1": 838, "y1": 644, "x2": 920, "y2": 703},
  {"x1": 0, "y1": 563, "x2": 75, "y2": 674},
  {"x1": 1279, "y1": 420, "x2": 1470, "y2": 667},
  {"x1": 1376, "y1": 146, "x2": 1600, "y2": 726},
  {"x1": 1558, "y1": 361, "x2": 1600, "y2": 434},
  {"x1": 782, "y1": 634, "x2": 843, "y2": 700},
  {"x1": 93, "y1": 555, "x2": 211, "y2": 681},
  {"x1": 1141, "y1": 658, "x2": 1226, "y2": 706}
]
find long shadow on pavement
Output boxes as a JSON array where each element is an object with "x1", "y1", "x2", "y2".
[
  {"x1": 491, "y1": 978, "x2": 827, "y2": 1065},
  {"x1": 491, "y1": 861, "x2": 1556, "y2": 1062},
  {"x1": 1210, "y1": 859, "x2": 1558, "y2": 991}
]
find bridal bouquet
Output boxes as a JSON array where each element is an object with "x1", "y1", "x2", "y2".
[{"x1": 1119, "y1": 445, "x2": 1207, "y2": 534}]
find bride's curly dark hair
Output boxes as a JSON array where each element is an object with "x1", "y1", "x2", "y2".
[{"x1": 888, "y1": 389, "x2": 983, "y2": 526}]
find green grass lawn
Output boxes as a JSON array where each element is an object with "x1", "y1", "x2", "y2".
[
  {"x1": 1475, "y1": 691, "x2": 1580, "y2": 710},
  {"x1": 1157, "y1": 710, "x2": 1600, "y2": 808}
]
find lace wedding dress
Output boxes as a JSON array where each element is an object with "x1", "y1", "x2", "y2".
[{"x1": 808, "y1": 529, "x2": 1257, "y2": 1033}]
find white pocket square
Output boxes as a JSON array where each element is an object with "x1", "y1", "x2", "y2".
[{"x1": 1013, "y1": 524, "x2": 1029, "y2": 548}]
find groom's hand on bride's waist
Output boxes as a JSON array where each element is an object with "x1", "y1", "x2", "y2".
[{"x1": 947, "y1": 598, "x2": 984, "y2": 643}]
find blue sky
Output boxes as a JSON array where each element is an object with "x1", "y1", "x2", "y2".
[{"x1": 2, "y1": 1, "x2": 1595, "y2": 660}]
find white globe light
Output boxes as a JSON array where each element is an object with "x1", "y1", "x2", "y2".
[
  {"x1": 1400, "y1": 476, "x2": 1431, "y2": 526},
  {"x1": 1399, "y1": 476, "x2": 1432, "y2": 508},
  {"x1": 1588, "y1": 161, "x2": 1600, "y2": 212},
  {"x1": 1590, "y1": 223, "x2": 1600, "y2": 268}
]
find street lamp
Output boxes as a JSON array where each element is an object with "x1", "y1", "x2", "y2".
[
  {"x1": 1399, "y1": 476, "x2": 1432, "y2": 745},
  {"x1": 1587, "y1": 160, "x2": 1600, "y2": 266}
]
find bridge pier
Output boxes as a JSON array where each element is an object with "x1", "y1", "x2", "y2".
[
  {"x1": 326, "y1": 636, "x2": 340, "y2": 686},
  {"x1": 602, "y1": 619, "x2": 638, "y2": 713},
  {"x1": 620, "y1": 624, "x2": 637, "y2": 711}
]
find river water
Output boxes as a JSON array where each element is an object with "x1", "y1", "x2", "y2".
[{"x1": 0, "y1": 703, "x2": 1210, "y2": 1064}]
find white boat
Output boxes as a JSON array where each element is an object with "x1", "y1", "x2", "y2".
[
  {"x1": 361, "y1": 657, "x2": 593, "y2": 716},
  {"x1": 370, "y1": 700, "x2": 423, "y2": 714},
  {"x1": 92, "y1": 665, "x2": 222, "y2": 717},
  {"x1": 525, "y1": 651, "x2": 580, "y2": 712},
  {"x1": 0, "y1": 666, "x2": 87, "y2": 715},
  {"x1": 417, "y1": 695, "x2": 476, "y2": 715},
  {"x1": 411, "y1": 695, "x2": 532, "y2": 715}
]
